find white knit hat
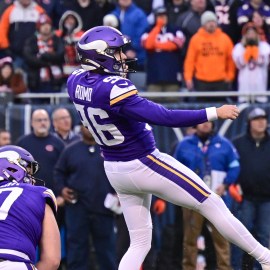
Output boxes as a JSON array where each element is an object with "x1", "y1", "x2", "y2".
[
  {"x1": 103, "y1": 14, "x2": 119, "y2": 28},
  {"x1": 200, "y1": 11, "x2": 217, "y2": 25}
]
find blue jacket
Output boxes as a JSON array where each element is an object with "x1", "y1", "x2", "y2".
[
  {"x1": 111, "y1": 3, "x2": 149, "y2": 66},
  {"x1": 174, "y1": 133, "x2": 240, "y2": 206}
]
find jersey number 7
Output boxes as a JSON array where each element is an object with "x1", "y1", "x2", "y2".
[{"x1": 0, "y1": 187, "x2": 23, "y2": 220}]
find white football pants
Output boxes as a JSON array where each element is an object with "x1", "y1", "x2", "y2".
[
  {"x1": 104, "y1": 149, "x2": 270, "y2": 270},
  {"x1": 0, "y1": 261, "x2": 37, "y2": 270}
]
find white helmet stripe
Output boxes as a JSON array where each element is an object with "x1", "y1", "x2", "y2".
[
  {"x1": 0, "y1": 151, "x2": 26, "y2": 172},
  {"x1": 78, "y1": 40, "x2": 107, "y2": 51}
]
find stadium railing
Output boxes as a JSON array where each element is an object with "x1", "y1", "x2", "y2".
[
  {"x1": 1, "y1": 92, "x2": 270, "y2": 154},
  {"x1": 1, "y1": 90, "x2": 270, "y2": 105}
]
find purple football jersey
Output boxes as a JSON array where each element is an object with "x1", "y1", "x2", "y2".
[
  {"x1": 0, "y1": 181, "x2": 57, "y2": 264},
  {"x1": 67, "y1": 69, "x2": 209, "y2": 161}
]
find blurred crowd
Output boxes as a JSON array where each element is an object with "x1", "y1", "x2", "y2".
[
  {"x1": 1, "y1": 0, "x2": 270, "y2": 104},
  {"x1": 1, "y1": 1, "x2": 270, "y2": 270}
]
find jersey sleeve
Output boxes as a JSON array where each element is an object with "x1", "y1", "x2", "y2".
[
  {"x1": 109, "y1": 78, "x2": 138, "y2": 106},
  {"x1": 115, "y1": 94, "x2": 214, "y2": 127},
  {"x1": 42, "y1": 188, "x2": 58, "y2": 215},
  {"x1": 106, "y1": 76, "x2": 217, "y2": 127}
]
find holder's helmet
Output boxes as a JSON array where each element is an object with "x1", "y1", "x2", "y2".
[
  {"x1": 0, "y1": 145, "x2": 39, "y2": 185},
  {"x1": 76, "y1": 26, "x2": 136, "y2": 75}
]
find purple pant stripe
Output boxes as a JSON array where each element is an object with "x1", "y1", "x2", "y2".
[{"x1": 139, "y1": 154, "x2": 210, "y2": 203}]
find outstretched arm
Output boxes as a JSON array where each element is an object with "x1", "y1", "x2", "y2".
[
  {"x1": 118, "y1": 96, "x2": 239, "y2": 127},
  {"x1": 36, "y1": 204, "x2": 61, "y2": 270}
]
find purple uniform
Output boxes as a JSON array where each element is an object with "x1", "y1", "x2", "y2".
[
  {"x1": 67, "y1": 69, "x2": 213, "y2": 161},
  {"x1": 0, "y1": 181, "x2": 57, "y2": 264}
]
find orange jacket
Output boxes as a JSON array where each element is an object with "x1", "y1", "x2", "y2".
[
  {"x1": 184, "y1": 27, "x2": 235, "y2": 83},
  {"x1": 142, "y1": 17, "x2": 184, "y2": 52},
  {"x1": 0, "y1": 2, "x2": 44, "y2": 49}
]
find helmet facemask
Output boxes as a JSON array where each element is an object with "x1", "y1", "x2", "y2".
[{"x1": 107, "y1": 46, "x2": 133, "y2": 78}]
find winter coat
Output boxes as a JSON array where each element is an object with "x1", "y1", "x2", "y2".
[{"x1": 184, "y1": 27, "x2": 235, "y2": 82}]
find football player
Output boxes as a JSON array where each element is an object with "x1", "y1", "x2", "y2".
[
  {"x1": 0, "y1": 145, "x2": 60, "y2": 270},
  {"x1": 67, "y1": 26, "x2": 270, "y2": 270}
]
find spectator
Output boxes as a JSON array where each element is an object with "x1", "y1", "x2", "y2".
[
  {"x1": 67, "y1": 0, "x2": 103, "y2": 31},
  {"x1": 0, "y1": 145, "x2": 60, "y2": 270},
  {"x1": 166, "y1": 0, "x2": 189, "y2": 26},
  {"x1": 232, "y1": 22, "x2": 270, "y2": 103},
  {"x1": 175, "y1": 0, "x2": 214, "y2": 74},
  {"x1": 16, "y1": 108, "x2": 65, "y2": 193},
  {"x1": 96, "y1": 0, "x2": 116, "y2": 16},
  {"x1": 237, "y1": 0, "x2": 270, "y2": 32},
  {"x1": 111, "y1": 0, "x2": 149, "y2": 70},
  {"x1": 231, "y1": 107, "x2": 270, "y2": 270},
  {"x1": 141, "y1": 6, "x2": 185, "y2": 102},
  {"x1": 51, "y1": 106, "x2": 81, "y2": 270},
  {"x1": 52, "y1": 107, "x2": 81, "y2": 145},
  {"x1": 175, "y1": 0, "x2": 213, "y2": 48},
  {"x1": 212, "y1": 0, "x2": 243, "y2": 44},
  {"x1": 54, "y1": 124, "x2": 118, "y2": 270},
  {"x1": 184, "y1": 11, "x2": 235, "y2": 102},
  {"x1": 252, "y1": 11, "x2": 270, "y2": 42},
  {"x1": 134, "y1": 0, "x2": 164, "y2": 25},
  {"x1": 35, "y1": 0, "x2": 66, "y2": 28},
  {"x1": 0, "y1": 56, "x2": 27, "y2": 97},
  {"x1": 134, "y1": 0, "x2": 163, "y2": 16},
  {"x1": 0, "y1": 129, "x2": 11, "y2": 146},
  {"x1": 0, "y1": 0, "x2": 44, "y2": 69},
  {"x1": 23, "y1": 13, "x2": 64, "y2": 103},
  {"x1": 55, "y1": 10, "x2": 84, "y2": 78},
  {"x1": 174, "y1": 121, "x2": 240, "y2": 270}
]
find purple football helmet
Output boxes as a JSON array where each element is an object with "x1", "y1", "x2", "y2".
[
  {"x1": 0, "y1": 145, "x2": 39, "y2": 185},
  {"x1": 76, "y1": 26, "x2": 136, "y2": 75}
]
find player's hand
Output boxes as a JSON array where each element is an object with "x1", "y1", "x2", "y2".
[
  {"x1": 152, "y1": 199, "x2": 166, "y2": 215},
  {"x1": 216, "y1": 105, "x2": 240, "y2": 120}
]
